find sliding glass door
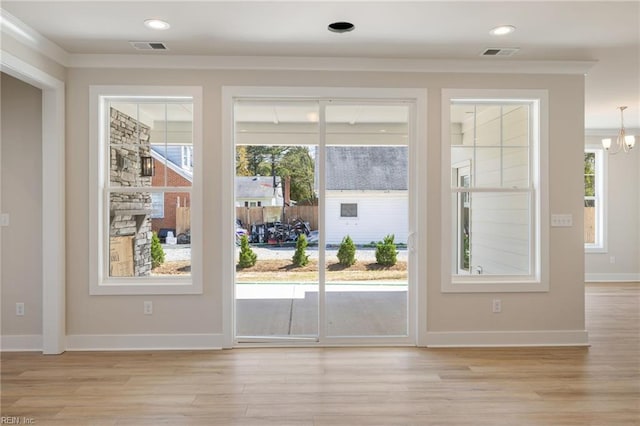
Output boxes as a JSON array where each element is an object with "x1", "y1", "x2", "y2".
[
  {"x1": 323, "y1": 104, "x2": 410, "y2": 339},
  {"x1": 233, "y1": 98, "x2": 413, "y2": 344}
]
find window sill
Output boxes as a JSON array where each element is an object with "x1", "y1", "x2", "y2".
[
  {"x1": 90, "y1": 278, "x2": 202, "y2": 295},
  {"x1": 585, "y1": 246, "x2": 607, "y2": 254},
  {"x1": 443, "y1": 279, "x2": 549, "y2": 293}
]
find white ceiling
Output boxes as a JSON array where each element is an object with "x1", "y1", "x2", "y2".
[{"x1": 2, "y1": 1, "x2": 638, "y2": 131}]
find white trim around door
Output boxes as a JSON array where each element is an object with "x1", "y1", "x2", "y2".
[
  {"x1": 0, "y1": 51, "x2": 66, "y2": 354},
  {"x1": 221, "y1": 86, "x2": 427, "y2": 347}
]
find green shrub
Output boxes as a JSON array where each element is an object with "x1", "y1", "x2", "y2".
[
  {"x1": 151, "y1": 232, "x2": 165, "y2": 269},
  {"x1": 292, "y1": 234, "x2": 309, "y2": 267},
  {"x1": 337, "y1": 235, "x2": 357, "y2": 267},
  {"x1": 375, "y1": 234, "x2": 398, "y2": 266},
  {"x1": 238, "y1": 234, "x2": 257, "y2": 268}
]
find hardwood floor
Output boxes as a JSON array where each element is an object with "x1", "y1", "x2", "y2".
[{"x1": 2, "y1": 283, "x2": 638, "y2": 425}]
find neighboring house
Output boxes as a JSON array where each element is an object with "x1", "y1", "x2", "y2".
[
  {"x1": 325, "y1": 146, "x2": 408, "y2": 245},
  {"x1": 150, "y1": 144, "x2": 192, "y2": 235},
  {"x1": 150, "y1": 144, "x2": 285, "y2": 234},
  {"x1": 235, "y1": 176, "x2": 283, "y2": 207}
]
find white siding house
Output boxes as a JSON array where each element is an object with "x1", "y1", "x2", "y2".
[
  {"x1": 235, "y1": 176, "x2": 283, "y2": 207},
  {"x1": 325, "y1": 146, "x2": 408, "y2": 245}
]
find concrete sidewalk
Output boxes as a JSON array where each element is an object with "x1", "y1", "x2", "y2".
[{"x1": 236, "y1": 285, "x2": 408, "y2": 337}]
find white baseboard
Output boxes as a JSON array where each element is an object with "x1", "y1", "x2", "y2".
[
  {"x1": 585, "y1": 273, "x2": 640, "y2": 282},
  {"x1": 425, "y1": 330, "x2": 589, "y2": 348},
  {"x1": 1, "y1": 334, "x2": 43, "y2": 351},
  {"x1": 66, "y1": 333, "x2": 225, "y2": 351}
]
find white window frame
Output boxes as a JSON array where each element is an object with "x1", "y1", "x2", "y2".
[
  {"x1": 221, "y1": 86, "x2": 428, "y2": 348},
  {"x1": 584, "y1": 146, "x2": 607, "y2": 252},
  {"x1": 441, "y1": 89, "x2": 549, "y2": 293},
  {"x1": 89, "y1": 86, "x2": 203, "y2": 295}
]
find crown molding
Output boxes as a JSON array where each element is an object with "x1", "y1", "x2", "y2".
[
  {"x1": 68, "y1": 53, "x2": 596, "y2": 75},
  {"x1": 0, "y1": 9, "x2": 70, "y2": 66},
  {"x1": 585, "y1": 128, "x2": 640, "y2": 137}
]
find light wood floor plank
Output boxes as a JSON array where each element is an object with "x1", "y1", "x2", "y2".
[{"x1": 1, "y1": 283, "x2": 638, "y2": 425}]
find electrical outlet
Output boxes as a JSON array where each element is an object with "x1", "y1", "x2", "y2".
[
  {"x1": 610, "y1": 256, "x2": 616, "y2": 264},
  {"x1": 16, "y1": 302, "x2": 25, "y2": 316},
  {"x1": 492, "y1": 299, "x2": 502, "y2": 313},
  {"x1": 143, "y1": 301, "x2": 153, "y2": 315},
  {"x1": 1, "y1": 213, "x2": 9, "y2": 227}
]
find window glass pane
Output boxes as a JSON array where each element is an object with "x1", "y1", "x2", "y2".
[
  {"x1": 452, "y1": 147, "x2": 529, "y2": 188},
  {"x1": 451, "y1": 147, "x2": 473, "y2": 186},
  {"x1": 234, "y1": 100, "x2": 320, "y2": 339},
  {"x1": 451, "y1": 103, "x2": 530, "y2": 188},
  {"x1": 475, "y1": 105, "x2": 502, "y2": 146},
  {"x1": 109, "y1": 102, "x2": 153, "y2": 188},
  {"x1": 584, "y1": 151, "x2": 600, "y2": 247},
  {"x1": 584, "y1": 199, "x2": 596, "y2": 244},
  {"x1": 325, "y1": 142, "x2": 409, "y2": 337},
  {"x1": 234, "y1": 100, "x2": 319, "y2": 146},
  {"x1": 584, "y1": 152, "x2": 596, "y2": 197},
  {"x1": 109, "y1": 191, "x2": 153, "y2": 277},
  {"x1": 340, "y1": 203, "x2": 358, "y2": 217},
  {"x1": 453, "y1": 192, "x2": 530, "y2": 276},
  {"x1": 502, "y1": 105, "x2": 529, "y2": 146},
  {"x1": 143, "y1": 102, "x2": 194, "y2": 188},
  {"x1": 502, "y1": 147, "x2": 530, "y2": 187},
  {"x1": 474, "y1": 147, "x2": 503, "y2": 187},
  {"x1": 326, "y1": 104, "x2": 409, "y2": 145},
  {"x1": 109, "y1": 190, "x2": 192, "y2": 278},
  {"x1": 150, "y1": 190, "x2": 192, "y2": 275}
]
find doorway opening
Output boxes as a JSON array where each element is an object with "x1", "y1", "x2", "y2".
[{"x1": 229, "y1": 92, "x2": 419, "y2": 346}]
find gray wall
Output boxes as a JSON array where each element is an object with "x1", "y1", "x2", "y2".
[
  {"x1": 1, "y1": 72, "x2": 43, "y2": 336},
  {"x1": 64, "y1": 67, "x2": 587, "y2": 339}
]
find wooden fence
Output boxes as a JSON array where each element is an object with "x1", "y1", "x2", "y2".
[
  {"x1": 176, "y1": 207, "x2": 191, "y2": 236},
  {"x1": 236, "y1": 205, "x2": 318, "y2": 230},
  {"x1": 584, "y1": 207, "x2": 595, "y2": 244}
]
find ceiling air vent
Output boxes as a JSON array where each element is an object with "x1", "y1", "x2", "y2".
[
  {"x1": 129, "y1": 41, "x2": 168, "y2": 51},
  {"x1": 481, "y1": 47, "x2": 519, "y2": 57}
]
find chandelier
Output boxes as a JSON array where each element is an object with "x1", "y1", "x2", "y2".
[{"x1": 602, "y1": 106, "x2": 636, "y2": 154}]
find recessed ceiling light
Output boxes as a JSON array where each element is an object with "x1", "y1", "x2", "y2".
[
  {"x1": 328, "y1": 21, "x2": 355, "y2": 33},
  {"x1": 144, "y1": 19, "x2": 170, "y2": 30},
  {"x1": 490, "y1": 25, "x2": 516, "y2": 36}
]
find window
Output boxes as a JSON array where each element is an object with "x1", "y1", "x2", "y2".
[
  {"x1": 584, "y1": 148, "x2": 606, "y2": 251},
  {"x1": 442, "y1": 89, "x2": 548, "y2": 293},
  {"x1": 151, "y1": 192, "x2": 164, "y2": 219},
  {"x1": 181, "y1": 145, "x2": 193, "y2": 171},
  {"x1": 340, "y1": 203, "x2": 358, "y2": 218},
  {"x1": 89, "y1": 86, "x2": 202, "y2": 295}
]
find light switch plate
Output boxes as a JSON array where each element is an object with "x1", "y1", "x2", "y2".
[
  {"x1": 0, "y1": 213, "x2": 9, "y2": 227},
  {"x1": 551, "y1": 214, "x2": 573, "y2": 227}
]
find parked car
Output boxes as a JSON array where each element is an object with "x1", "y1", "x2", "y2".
[
  {"x1": 307, "y1": 230, "x2": 319, "y2": 245},
  {"x1": 235, "y1": 219, "x2": 248, "y2": 244}
]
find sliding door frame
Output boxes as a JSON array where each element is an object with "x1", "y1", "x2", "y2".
[{"x1": 222, "y1": 86, "x2": 427, "y2": 348}]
